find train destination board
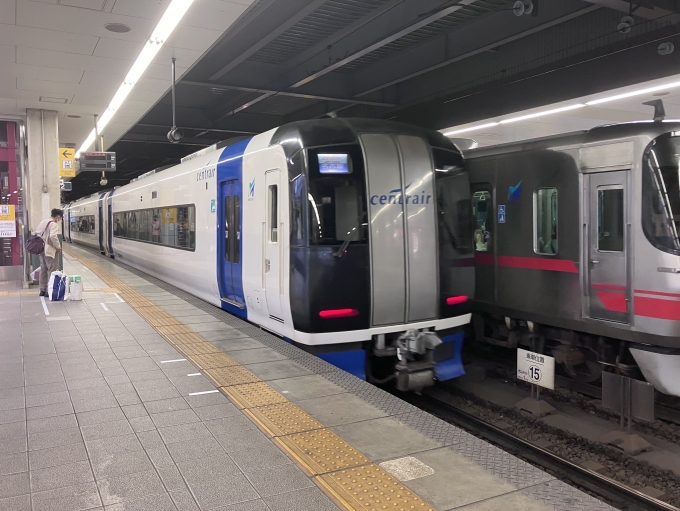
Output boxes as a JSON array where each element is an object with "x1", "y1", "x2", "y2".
[{"x1": 79, "y1": 152, "x2": 117, "y2": 172}]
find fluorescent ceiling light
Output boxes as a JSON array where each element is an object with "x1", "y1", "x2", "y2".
[
  {"x1": 586, "y1": 80, "x2": 680, "y2": 106},
  {"x1": 444, "y1": 122, "x2": 499, "y2": 136},
  {"x1": 499, "y1": 104, "x2": 585, "y2": 124},
  {"x1": 76, "y1": 0, "x2": 195, "y2": 158}
]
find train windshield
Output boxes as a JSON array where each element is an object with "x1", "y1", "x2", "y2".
[
  {"x1": 642, "y1": 132, "x2": 680, "y2": 255},
  {"x1": 306, "y1": 145, "x2": 368, "y2": 246}
]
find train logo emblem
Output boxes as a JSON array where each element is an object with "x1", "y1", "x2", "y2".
[
  {"x1": 507, "y1": 180, "x2": 522, "y2": 204},
  {"x1": 369, "y1": 183, "x2": 432, "y2": 206},
  {"x1": 248, "y1": 178, "x2": 255, "y2": 200}
]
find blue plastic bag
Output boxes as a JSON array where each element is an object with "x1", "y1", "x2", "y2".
[{"x1": 48, "y1": 271, "x2": 67, "y2": 301}]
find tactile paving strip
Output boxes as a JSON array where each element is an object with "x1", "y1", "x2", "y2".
[
  {"x1": 187, "y1": 352, "x2": 238, "y2": 370},
  {"x1": 179, "y1": 342, "x2": 221, "y2": 357},
  {"x1": 316, "y1": 464, "x2": 434, "y2": 511},
  {"x1": 276, "y1": 429, "x2": 370, "y2": 475},
  {"x1": 156, "y1": 325, "x2": 194, "y2": 336},
  {"x1": 165, "y1": 333, "x2": 205, "y2": 346},
  {"x1": 205, "y1": 365, "x2": 261, "y2": 387},
  {"x1": 222, "y1": 382, "x2": 288, "y2": 409},
  {"x1": 244, "y1": 402, "x2": 324, "y2": 437}
]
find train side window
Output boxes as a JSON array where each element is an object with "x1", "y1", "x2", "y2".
[
  {"x1": 234, "y1": 196, "x2": 240, "y2": 263},
  {"x1": 225, "y1": 196, "x2": 232, "y2": 262},
  {"x1": 534, "y1": 188, "x2": 558, "y2": 255},
  {"x1": 472, "y1": 190, "x2": 492, "y2": 252},
  {"x1": 269, "y1": 185, "x2": 278, "y2": 243},
  {"x1": 112, "y1": 205, "x2": 195, "y2": 251},
  {"x1": 598, "y1": 188, "x2": 624, "y2": 252}
]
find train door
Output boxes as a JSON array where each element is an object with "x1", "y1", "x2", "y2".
[
  {"x1": 66, "y1": 206, "x2": 71, "y2": 243},
  {"x1": 264, "y1": 169, "x2": 283, "y2": 321},
  {"x1": 218, "y1": 180, "x2": 245, "y2": 310},
  {"x1": 98, "y1": 193, "x2": 105, "y2": 253},
  {"x1": 106, "y1": 191, "x2": 114, "y2": 256},
  {"x1": 585, "y1": 171, "x2": 630, "y2": 323},
  {"x1": 472, "y1": 184, "x2": 495, "y2": 303}
]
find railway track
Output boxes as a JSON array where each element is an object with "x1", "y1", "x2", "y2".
[
  {"x1": 553, "y1": 375, "x2": 680, "y2": 426},
  {"x1": 397, "y1": 390, "x2": 679, "y2": 511}
]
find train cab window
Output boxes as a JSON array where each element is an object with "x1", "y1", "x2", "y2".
[
  {"x1": 269, "y1": 185, "x2": 278, "y2": 243},
  {"x1": 307, "y1": 145, "x2": 367, "y2": 247},
  {"x1": 534, "y1": 188, "x2": 558, "y2": 255},
  {"x1": 642, "y1": 132, "x2": 680, "y2": 255},
  {"x1": 598, "y1": 189, "x2": 624, "y2": 252},
  {"x1": 472, "y1": 190, "x2": 492, "y2": 252}
]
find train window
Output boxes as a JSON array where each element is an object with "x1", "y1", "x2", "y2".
[
  {"x1": 224, "y1": 195, "x2": 241, "y2": 263},
  {"x1": 642, "y1": 133, "x2": 680, "y2": 255},
  {"x1": 307, "y1": 145, "x2": 367, "y2": 246},
  {"x1": 269, "y1": 185, "x2": 278, "y2": 243},
  {"x1": 534, "y1": 188, "x2": 558, "y2": 255},
  {"x1": 434, "y1": 148, "x2": 471, "y2": 255},
  {"x1": 472, "y1": 190, "x2": 492, "y2": 252},
  {"x1": 113, "y1": 205, "x2": 195, "y2": 251},
  {"x1": 289, "y1": 152, "x2": 306, "y2": 247},
  {"x1": 73, "y1": 215, "x2": 95, "y2": 234},
  {"x1": 598, "y1": 189, "x2": 624, "y2": 252}
]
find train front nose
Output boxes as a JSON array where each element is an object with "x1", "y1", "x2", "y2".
[{"x1": 361, "y1": 133, "x2": 438, "y2": 327}]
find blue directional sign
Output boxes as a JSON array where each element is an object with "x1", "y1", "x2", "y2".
[{"x1": 498, "y1": 204, "x2": 506, "y2": 224}]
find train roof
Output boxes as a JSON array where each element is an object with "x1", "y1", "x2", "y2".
[{"x1": 466, "y1": 121, "x2": 680, "y2": 159}]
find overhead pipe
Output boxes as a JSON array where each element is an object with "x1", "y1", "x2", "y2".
[{"x1": 167, "y1": 58, "x2": 184, "y2": 144}]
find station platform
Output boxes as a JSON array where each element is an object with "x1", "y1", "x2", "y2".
[{"x1": 0, "y1": 244, "x2": 617, "y2": 511}]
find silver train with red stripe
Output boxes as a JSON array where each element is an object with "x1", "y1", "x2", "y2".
[{"x1": 466, "y1": 121, "x2": 680, "y2": 398}]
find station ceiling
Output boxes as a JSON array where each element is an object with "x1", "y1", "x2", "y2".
[{"x1": 59, "y1": 0, "x2": 680, "y2": 201}]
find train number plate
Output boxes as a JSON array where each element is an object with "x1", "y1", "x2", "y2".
[{"x1": 517, "y1": 348, "x2": 555, "y2": 390}]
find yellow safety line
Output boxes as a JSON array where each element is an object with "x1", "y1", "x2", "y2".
[{"x1": 62, "y1": 246, "x2": 434, "y2": 511}]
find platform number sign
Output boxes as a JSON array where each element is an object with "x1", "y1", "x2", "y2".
[
  {"x1": 498, "y1": 204, "x2": 506, "y2": 224},
  {"x1": 517, "y1": 348, "x2": 555, "y2": 390}
]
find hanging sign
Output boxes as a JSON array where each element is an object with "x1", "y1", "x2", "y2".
[
  {"x1": 517, "y1": 348, "x2": 555, "y2": 390},
  {"x1": 0, "y1": 205, "x2": 16, "y2": 238},
  {"x1": 59, "y1": 147, "x2": 76, "y2": 177}
]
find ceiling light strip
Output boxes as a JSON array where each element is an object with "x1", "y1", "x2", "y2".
[
  {"x1": 76, "y1": 0, "x2": 195, "y2": 157},
  {"x1": 499, "y1": 104, "x2": 585, "y2": 124},
  {"x1": 443, "y1": 122, "x2": 500, "y2": 136},
  {"x1": 585, "y1": 80, "x2": 680, "y2": 105}
]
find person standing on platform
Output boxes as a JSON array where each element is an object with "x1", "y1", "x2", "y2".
[{"x1": 35, "y1": 208, "x2": 63, "y2": 297}]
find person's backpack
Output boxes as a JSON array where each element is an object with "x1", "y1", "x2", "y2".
[{"x1": 26, "y1": 221, "x2": 52, "y2": 255}]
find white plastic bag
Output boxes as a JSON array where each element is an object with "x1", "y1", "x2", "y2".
[
  {"x1": 30, "y1": 268, "x2": 40, "y2": 281},
  {"x1": 69, "y1": 280, "x2": 83, "y2": 301},
  {"x1": 47, "y1": 271, "x2": 68, "y2": 301}
]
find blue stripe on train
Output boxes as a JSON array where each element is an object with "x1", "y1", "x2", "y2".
[{"x1": 216, "y1": 138, "x2": 251, "y2": 319}]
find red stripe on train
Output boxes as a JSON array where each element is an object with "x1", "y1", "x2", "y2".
[
  {"x1": 473, "y1": 253, "x2": 578, "y2": 273},
  {"x1": 595, "y1": 291, "x2": 628, "y2": 313},
  {"x1": 635, "y1": 296, "x2": 680, "y2": 320},
  {"x1": 635, "y1": 289, "x2": 680, "y2": 298}
]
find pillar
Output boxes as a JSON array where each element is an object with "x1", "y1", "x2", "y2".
[{"x1": 25, "y1": 109, "x2": 60, "y2": 232}]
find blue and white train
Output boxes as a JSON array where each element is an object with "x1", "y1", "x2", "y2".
[{"x1": 65, "y1": 118, "x2": 473, "y2": 391}]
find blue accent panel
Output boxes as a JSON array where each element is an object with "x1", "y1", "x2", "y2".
[
  {"x1": 318, "y1": 350, "x2": 366, "y2": 380},
  {"x1": 435, "y1": 331, "x2": 465, "y2": 381},
  {"x1": 216, "y1": 139, "x2": 251, "y2": 320}
]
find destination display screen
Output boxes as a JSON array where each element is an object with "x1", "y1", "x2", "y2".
[{"x1": 318, "y1": 153, "x2": 351, "y2": 174}]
